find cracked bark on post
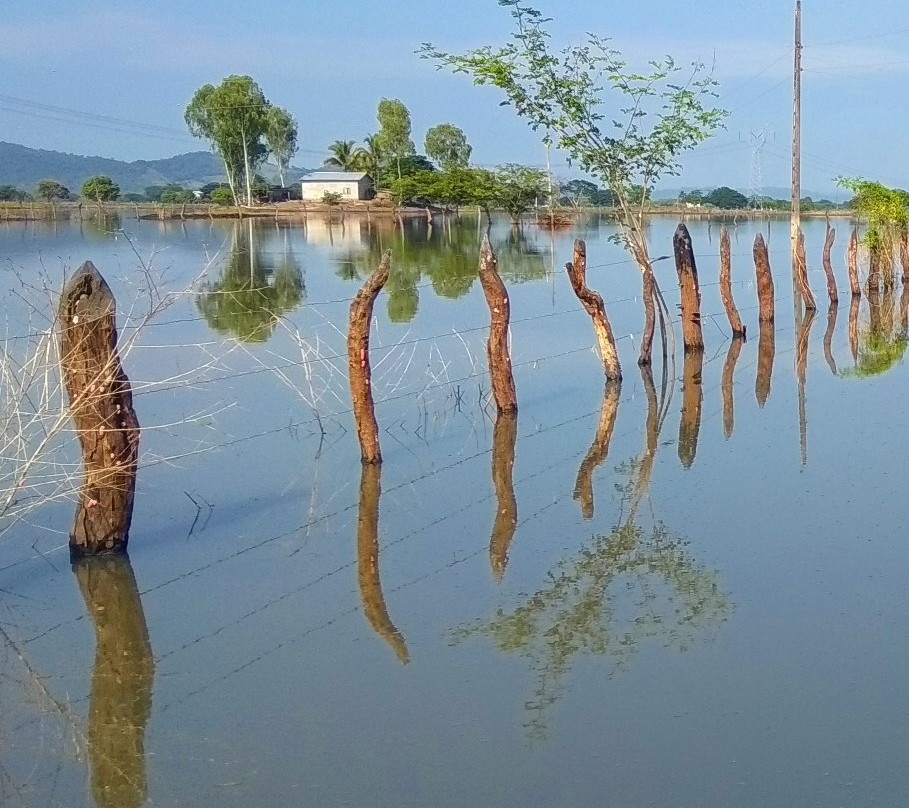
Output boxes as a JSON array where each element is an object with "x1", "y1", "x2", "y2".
[
  {"x1": 59, "y1": 262, "x2": 139, "y2": 557},
  {"x1": 719, "y1": 227, "x2": 745, "y2": 339},
  {"x1": 478, "y1": 234, "x2": 517, "y2": 415},
  {"x1": 673, "y1": 223, "x2": 704, "y2": 351}
]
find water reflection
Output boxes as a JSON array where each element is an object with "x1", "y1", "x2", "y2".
[
  {"x1": 456, "y1": 368, "x2": 728, "y2": 738},
  {"x1": 73, "y1": 555, "x2": 154, "y2": 808},
  {"x1": 489, "y1": 412, "x2": 518, "y2": 581},
  {"x1": 755, "y1": 320, "x2": 775, "y2": 408},
  {"x1": 336, "y1": 218, "x2": 547, "y2": 323},
  {"x1": 721, "y1": 337, "x2": 744, "y2": 439},
  {"x1": 795, "y1": 308, "x2": 816, "y2": 466},
  {"x1": 845, "y1": 286, "x2": 909, "y2": 377},
  {"x1": 678, "y1": 350, "x2": 703, "y2": 468},
  {"x1": 573, "y1": 381, "x2": 621, "y2": 519},
  {"x1": 823, "y1": 302, "x2": 838, "y2": 375},
  {"x1": 196, "y1": 221, "x2": 305, "y2": 342},
  {"x1": 357, "y1": 464, "x2": 409, "y2": 663}
]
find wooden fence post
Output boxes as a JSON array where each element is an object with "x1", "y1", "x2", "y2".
[
  {"x1": 673, "y1": 223, "x2": 704, "y2": 351},
  {"x1": 347, "y1": 250, "x2": 390, "y2": 464},
  {"x1": 753, "y1": 233, "x2": 775, "y2": 322},
  {"x1": 822, "y1": 222, "x2": 838, "y2": 304},
  {"x1": 73, "y1": 554, "x2": 153, "y2": 808},
  {"x1": 719, "y1": 227, "x2": 745, "y2": 338},
  {"x1": 796, "y1": 228, "x2": 816, "y2": 311},
  {"x1": 478, "y1": 234, "x2": 517, "y2": 415},
  {"x1": 848, "y1": 227, "x2": 861, "y2": 297},
  {"x1": 59, "y1": 262, "x2": 139, "y2": 557},
  {"x1": 565, "y1": 239, "x2": 622, "y2": 381}
]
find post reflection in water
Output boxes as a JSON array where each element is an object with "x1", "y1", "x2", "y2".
[
  {"x1": 73, "y1": 555, "x2": 154, "y2": 808},
  {"x1": 755, "y1": 320, "x2": 776, "y2": 408},
  {"x1": 573, "y1": 380, "x2": 621, "y2": 520},
  {"x1": 489, "y1": 412, "x2": 518, "y2": 582},
  {"x1": 356, "y1": 464, "x2": 409, "y2": 664},
  {"x1": 849, "y1": 294, "x2": 860, "y2": 363},
  {"x1": 721, "y1": 337, "x2": 744, "y2": 440},
  {"x1": 795, "y1": 307, "x2": 816, "y2": 466},
  {"x1": 678, "y1": 350, "x2": 704, "y2": 469},
  {"x1": 454, "y1": 363, "x2": 728, "y2": 739},
  {"x1": 823, "y1": 301, "x2": 838, "y2": 375}
]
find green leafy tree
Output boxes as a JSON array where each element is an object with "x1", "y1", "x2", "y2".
[
  {"x1": 424, "y1": 123, "x2": 472, "y2": 169},
  {"x1": 376, "y1": 98, "x2": 415, "y2": 180},
  {"x1": 321, "y1": 190, "x2": 343, "y2": 209},
  {"x1": 493, "y1": 163, "x2": 546, "y2": 223},
  {"x1": 159, "y1": 186, "x2": 195, "y2": 203},
  {"x1": 35, "y1": 179, "x2": 70, "y2": 201},
  {"x1": 324, "y1": 139, "x2": 359, "y2": 171},
  {"x1": 421, "y1": 1, "x2": 727, "y2": 365},
  {"x1": 121, "y1": 193, "x2": 146, "y2": 202},
  {"x1": 704, "y1": 186, "x2": 748, "y2": 209},
  {"x1": 264, "y1": 106, "x2": 298, "y2": 187},
  {"x1": 185, "y1": 75, "x2": 272, "y2": 206},
  {"x1": 81, "y1": 175, "x2": 120, "y2": 204},
  {"x1": 0, "y1": 186, "x2": 30, "y2": 202},
  {"x1": 838, "y1": 177, "x2": 909, "y2": 258},
  {"x1": 559, "y1": 178, "x2": 598, "y2": 207},
  {"x1": 210, "y1": 187, "x2": 234, "y2": 206},
  {"x1": 678, "y1": 189, "x2": 705, "y2": 205}
]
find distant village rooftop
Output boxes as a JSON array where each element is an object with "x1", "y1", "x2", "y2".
[
  {"x1": 300, "y1": 171, "x2": 375, "y2": 201},
  {"x1": 300, "y1": 171, "x2": 370, "y2": 182}
]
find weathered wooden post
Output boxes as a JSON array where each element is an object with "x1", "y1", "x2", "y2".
[
  {"x1": 673, "y1": 223, "x2": 704, "y2": 351},
  {"x1": 59, "y1": 262, "x2": 139, "y2": 557},
  {"x1": 721, "y1": 336, "x2": 744, "y2": 440},
  {"x1": 678, "y1": 349, "x2": 703, "y2": 469},
  {"x1": 489, "y1": 411, "x2": 518, "y2": 582},
  {"x1": 755, "y1": 320, "x2": 775, "y2": 408},
  {"x1": 796, "y1": 228, "x2": 816, "y2": 311},
  {"x1": 573, "y1": 380, "x2": 621, "y2": 520},
  {"x1": 347, "y1": 250, "x2": 390, "y2": 464},
  {"x1": 478, "y1": 234, "x2": 517, "y2": 415},
  {"x1": 719, "y1": 227, "x2": 745, "y2": 338},
  {"x1": 848, "y1": 227, "x2": 861, "y2": 297},
  {"x1": 822, "y1": 223, "x2": 838, "y2": 304},
  {"x1": 753, "y1": 233, "x2": 775, "y2": 323},
  {"x1": 73, "y1": 554, "x2": 153, "y2": 808},
  {"x1": 565, "y1": 239, "x2": 622, "y2": 381},
  {"x1": 357, "y1": 463, "x2": 408, "y2": 663}
]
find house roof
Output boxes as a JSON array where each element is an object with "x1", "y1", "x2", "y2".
[{"x1": 300, "y1": 171, "x2": 370, "y2": 182}]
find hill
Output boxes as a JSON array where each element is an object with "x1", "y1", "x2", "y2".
[{"x1": 0, "y1": 142, "x2": 309, "y2": 195}]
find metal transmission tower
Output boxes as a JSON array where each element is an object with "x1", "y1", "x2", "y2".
[{"x1": 748, "y1": 128, "x2": 770, "y2": 210}]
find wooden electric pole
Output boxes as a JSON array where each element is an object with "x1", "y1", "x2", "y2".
[{"x1": 791, "y1": 1, "x2": 802, "y2": 284}]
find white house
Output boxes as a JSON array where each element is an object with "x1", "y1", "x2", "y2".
[{"x1": 300, "y1": 171, "x2": 374, "y2": 201}]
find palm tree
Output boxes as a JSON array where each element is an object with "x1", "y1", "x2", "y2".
[
  {"x1": 353, "y1": 134, "x2": 383, "y2": 184},
  {"x1": 324, "y1": 139, "x2": 358, "y2": 171}
]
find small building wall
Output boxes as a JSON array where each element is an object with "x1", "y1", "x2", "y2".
[{"x1": 300, "y1": 176, "x2": 375, "y2": 201}]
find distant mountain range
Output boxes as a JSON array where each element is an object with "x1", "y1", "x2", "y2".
[{"x1": 0, "y1": 142, "x2": 310, "y2": 194}]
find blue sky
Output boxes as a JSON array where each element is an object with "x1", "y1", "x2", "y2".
[{"x1": 2, "y1": 0, "x2": 909, "y2": 196}]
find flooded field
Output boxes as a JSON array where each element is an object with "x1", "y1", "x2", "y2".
[{"x1": 1, "y1": 212, "x2": 908, "y2": 807}]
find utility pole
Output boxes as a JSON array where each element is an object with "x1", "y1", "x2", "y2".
[{"x1": 791, "y1": 1, "x2": 802, "y2": 280}]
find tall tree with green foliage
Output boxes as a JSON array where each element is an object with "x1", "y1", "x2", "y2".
[
  {"x1": 493, "y1": 163, "x2": 546, "y2": 223},
  {"x1": 185, "y1": 75, "x2": 271, "y2": 207},
  {"x1": 421, "y1": 1, "x2": 727, "y2": 366},
  {"x1": 264, "y1": 106, "x2": 298, "y2": 187},
  {"x1": 376, "y1": 98, "x2": 415, "y2": 181},
  {"x1": 424, "y1": 123, "x2": 472, "y2": 169},
  {"x1": 838, "y1": 177, "x2": 909, "y2": 268},
  {"x1": 81, "y1": 175, "x2": 120, "y2": 205},
  {"x1": 35, "y1": 179, "x2": 70, "y2": 201}
]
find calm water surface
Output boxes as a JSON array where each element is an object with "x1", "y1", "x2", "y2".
[{"x1": 1, "y1": 213, "x2": 908, "y2": 807}]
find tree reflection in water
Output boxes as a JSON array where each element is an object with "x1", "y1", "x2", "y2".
[
  {"x1": 196, "y1": 221, "x2": 305, "y2": 342},
  {"x1": 843, "y1": 286, "x2": 909, "y2": 377},
  {"x1": 336, "y1": 217, "x2": 548, "y2": 324},
  {"x1": 453, "y1": 366, "x2": 729, "y2": 738}
]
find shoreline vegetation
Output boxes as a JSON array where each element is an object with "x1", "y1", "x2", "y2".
[{"x1": 0, "y1": 199, "x2": 858, "y2": 224}]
